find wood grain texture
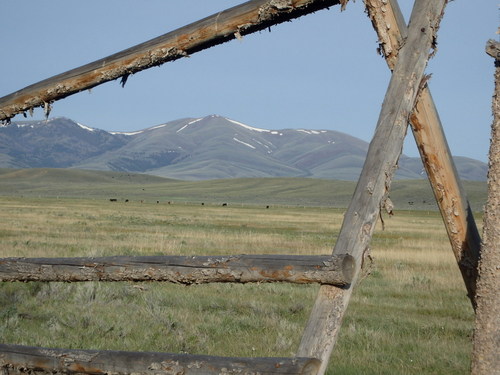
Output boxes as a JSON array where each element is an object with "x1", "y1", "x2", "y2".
[
  {"x1": 297, "y1": 1, "x2": 449, "y2": 373},
  {"x1": 0, "y1": 0, "x2": 341, "y2": 122},
  {"x1": 471, "y1": 40, "x2": 500, "y2": 375},
  {"x1": 0, "y1": 344, "x2": 321, "y2": 375},
  {"x1": 367, "y1": 0, "x2": 480, "y2": 307},
  {"x1": 0, "y1": 254, "x2": 355, "y2": 286}
]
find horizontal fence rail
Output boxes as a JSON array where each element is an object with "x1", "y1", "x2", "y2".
[
  {"x1": 0, "y1": 344, "x2": 321, "y2": 375},
  {"x1": 0, "y1": 0, "x2": 342, "y2": 122},
  {"x1": 0, "y1": 254, "x2": 355, "y2": 286}
]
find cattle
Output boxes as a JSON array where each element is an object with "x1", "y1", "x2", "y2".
[
  {"x1": 109, "y1": 198, "x2": 117, "y2": 202},
  {"x1": 222, "y1": 203, "x2": 227, "y2": 207}
]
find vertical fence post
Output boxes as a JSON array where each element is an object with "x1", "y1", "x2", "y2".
[{"x1": 471, "y1": 39, "x2": 500, "y2": 375}]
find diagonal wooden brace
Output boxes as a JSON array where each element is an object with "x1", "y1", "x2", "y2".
[
  {"x1": 297, "y1": 1, "x2": 449, "y2": 373},
  {"x1": 0, "y1": 0, "x2": 343, "y2": 122},
  {"x1": 365, "y1": 0, "x2": 481, "y2": 308}
]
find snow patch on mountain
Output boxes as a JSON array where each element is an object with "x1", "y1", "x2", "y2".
[
  {"x1": 233, "y1": 137, "x2": 256, "y2": 149},
  {"x1": 188, "y1": 118, "x2": 203, "y2": 125},
  {"x1": 149, "y1": 124, "x2": 167, "y2": 131},
  {"x1": 110, "y1": 130, "x2": 144, "y2": 136},
  {"x1": 77, "y1": 123, "x2": 95, "y2": 132},
  {"x1": 177, "y1": 118, "x2": 202, "y2": 133},
  {"x1": 297, "y1": 129, "x2": 322, "y2": 135},
  {"x1": 253, "y1": 139, "x2": 275, "y2": 153},
  {"x1": 225, "y1": 118, "x2": 269, "y2": 133},
  {"x1": 270, "y1": 131, "x2": 283, "y2": 136}
]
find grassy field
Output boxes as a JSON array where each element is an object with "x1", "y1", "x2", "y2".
[
  {"x1": 0, "y1": 168, "x2": 487, "y2": 211},
  {"x1": 0, "y1": 194, "x2": 477, "y2": 374}
]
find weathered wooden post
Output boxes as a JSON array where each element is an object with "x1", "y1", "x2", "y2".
[
  {"x1": 0, "y1": 0, "x2": 484, "y2": 373},
  {"x1": 364, "y1": 0, "x2": 481, "y2": 307},
  {"x1": 0, "y1": 254, "x2": 355, "y2": 286},
  {"x1": 297, "y1": 1, "x2": 448, "y2": 373},
  {"x1": 471, "y1": 39, "x2": 500, "y2": 375},
  {"x1": 0, "y1": 344, "x2": 321, "y2": 375}
]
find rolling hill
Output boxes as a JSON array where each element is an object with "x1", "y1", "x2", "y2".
[
  {"x1": 0, "y1": 115, "x2": 487, "y2": 181},
  {"x1": 0, "y1": 168, "x2": 487, "y2": 211}
]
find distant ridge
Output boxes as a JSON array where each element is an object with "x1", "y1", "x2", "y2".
[
  {"x1": 0, "y1": 168, "x2": 487, "y2": 211},
  {"x1": 0, "y1": 115, "x2": 487, "y2": 181}
]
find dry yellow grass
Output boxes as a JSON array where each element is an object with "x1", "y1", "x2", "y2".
[{"x1": 0, "y1": 196, "x2": 476, "y2": 374}]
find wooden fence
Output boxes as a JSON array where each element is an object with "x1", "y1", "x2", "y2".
[
  {"x1": 0, "y1": 0, "x2": 489, "y2": 374},
  {"x1": 0, "y1": 254, "x2": 354, "y2": 285}
]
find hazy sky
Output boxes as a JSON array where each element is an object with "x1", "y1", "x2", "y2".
[{"x1": 1, "y1": 1, "x2": 497, "y2": 162}]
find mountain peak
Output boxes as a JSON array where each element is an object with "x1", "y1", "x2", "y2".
[{"x1": 0, "y1": 116, "x2": 488, "y2": 181}]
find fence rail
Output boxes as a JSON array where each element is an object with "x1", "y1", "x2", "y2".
[
  {"x1": 0, "y1": 344, "x2": 321, "y2": 375},
  {"x1": 0, "y1": 0, "x2": 342, "y2": 122},
  {"x1": 0, "y1": 254, "x2": 354, "y2": 286}
]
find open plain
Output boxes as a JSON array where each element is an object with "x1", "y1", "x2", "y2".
[{"x1": 0, "y1": 169, "x2": 485, "y2": 374}]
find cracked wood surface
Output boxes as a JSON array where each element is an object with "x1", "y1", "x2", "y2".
[
  {"x1": 296, "y1": 1, "x2": 449, "y2": 373},
  {"x1": 0, "y1": 254, "x2": 355, "y2": 286},
  {"x1": 365, "y1": 0, "x2": 481, "y2": 308},
  {"x1": 0, "y1": 0, "x2": 341, "y2": 122},
  {"x1": 0, "y1": 344, "x2": 321, "y2": 375},
  {"x1": 471, "y1": 39, "x2": 500, "y2": 375}
]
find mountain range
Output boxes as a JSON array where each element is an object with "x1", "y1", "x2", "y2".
[{"x1": 0, "y1": 115, "x2": 487, "y2": 181}]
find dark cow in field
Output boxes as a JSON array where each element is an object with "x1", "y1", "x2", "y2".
[{"x1": 109, "y1": 198, "x2": 117, "y2": 202}]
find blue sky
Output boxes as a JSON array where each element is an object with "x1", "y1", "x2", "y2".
[{"x1": 1, "y1": 1, "x2": 497, "y2": 162}]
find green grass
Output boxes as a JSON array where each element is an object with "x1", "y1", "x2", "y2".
[
  {"x1": 0, "y1": 168, "x2": 487, "y2": 211},
  {"x1": 0, "y1": 194, "x2": 476, "y2": 374}
]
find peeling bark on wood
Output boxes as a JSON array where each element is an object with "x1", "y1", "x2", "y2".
[
  {"x1": 0, "y1": 344, "x2": 321, "y2": 375},
  {"x1": 0, "y1": 254, "x2": 355, "y2": 286},
  {"x1": 409, "y1": 91, "x2": 481, "y2": 305},
  {"x1": 471, "y1": 39, "x2": 500, "y2": 375},
  {"x1": 364, "y1": 0, "x2": 481, "y2": 308},
  {"x1": 364, "y1": 0, "x2": 407, "y2": 70},
  {"x1": 297, "y1": 1, "x2": 448, "y2": 373},
  {"x1": 0, "y1": 0, "x2": 343, "y2": 122}
]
